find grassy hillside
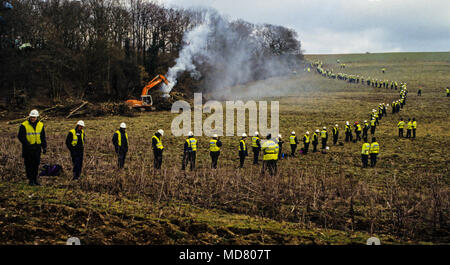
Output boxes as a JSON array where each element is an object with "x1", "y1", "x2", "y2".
[{"x1": 0, "y1": 52, "x2": 448, "y2": 244}]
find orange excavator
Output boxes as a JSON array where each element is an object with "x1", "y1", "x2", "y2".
[{"x1": 125, "y1": 74, "x2": 169, "y2": 110}]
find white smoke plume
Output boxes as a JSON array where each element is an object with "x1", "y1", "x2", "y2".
[
  {"x1": 162, "y1": 10, "x2": 303, "y2": 99},
  {"x1": 162, "y1": 23, "x2": 212, "y2": 93}
]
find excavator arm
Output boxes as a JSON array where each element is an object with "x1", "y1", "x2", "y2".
[
  {"x1": 125, "y1": 74, "x2": 169, "y2": 110},
  {"x1": 141, "y1": 74, "x2": 169, "y2": 96}
]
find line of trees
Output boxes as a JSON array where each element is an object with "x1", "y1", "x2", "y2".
[{"x1": 0, "y1": 0, "x2": 303, "y2": 107}]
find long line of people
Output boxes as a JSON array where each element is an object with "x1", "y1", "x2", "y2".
[
  {"x1": 17, "y1": 69, "x2": 416, "y2": 186},
  {"x1": 308, "y1": 61, "x2": 407, "y2": 90}
]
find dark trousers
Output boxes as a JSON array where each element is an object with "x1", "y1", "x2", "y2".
[
  {"x1": 406, "y1": 129, "x2": 411, "y2": 138},
  {"x1": 399, "y1": 128, "x2": 404, "y2": 137},
  {"x1": 117, "y1": 149, "x2": 127, "y2": 168},
  {"x1": 278, "y1": 145, "x2": 283, "y2": 160},
  {"x1": 303, "y1": 143, "x2": 309, "y2": 154},
  {"x1": 371, "y1": 127, "x2": 376, "y2": 135},
  {"x1": 321, "y1": 139, "x2": 327, "y2": 149},
  {"x1": 153, "y1": 150, "x2": 163, "y2": 169},
  {"x1": 333, "y1": 134, "x2": 338, "y2": 145},
  {"x1": 189, "y1": 151, "x2": 196, "y2": 170},
  {"x1": 312, "y1": 142, "x2": 318, "y2": 152},
  {"x1": 356, "y1": 131, "x2": 361, "y2": 141},
  {"x1": 363, "y1": 130, "x2": 368, "y2": 141},
  {"x1": 239, "y1": 152, "x2": 246, "y2": 168},
  {"x1": 370, "y1": 154, "x2": 377, "y2": 167},
  {"x1": 253, "y1": 147, "x2": 260, "y2": 164},
  {"x1": 413, "y1": 129, "x2": 416, "y2": 138},
  {"x1": 71, "y1": 151, "x2": 83, "y2": 179},
  {"x1": 210, "y1": 151, "x2": 220, "y2": 169},
  {"x1": 290, "y1": 144, "x2": 297, "y2": 156},
  {"x1": 261, "y1": 160, "x2": 277, "y2": 176},
  {"x1": 182, "y1": 151, "x2": 195, "y2": 170},
  {"x1": 345, "y1": 132, "x2": 353, "y2": 142},
  {"x1": 361, "y1": 154, "x2": 369, "y2": 168},
  {"x1": 23, "y1": 149, "x2": 41, "y2": 184}
]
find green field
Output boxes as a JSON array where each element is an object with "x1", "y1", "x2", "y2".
[{"x1": 0, "y1": 52, "x2": 449, "y2": 244}]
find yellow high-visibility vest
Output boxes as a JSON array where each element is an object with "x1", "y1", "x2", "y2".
[
  {"x1": 239, "y1": 139, "x2": 246, "y2": 151},
  {"x1": 361, "y1": 143, "x2": 370, "y2": 155},
  {"x1": 152, "y1": 135, "x2": 163, "y2": 149},
  {"x1": 320, "y1": 130, "x2": 327, "y2": 138},
  {"x1": 370, "y1": 142, "x2": 379, "y2": 154},
  {"x1": 398, "y1": 121, "x2": 405, "y2": 129},
  {"x1": 289, "y1": 135, "x2": 296, "y2": 144},
  {"x1": 186, "y1": 138, "x2": 197, "y2": 151},
  {"x1": 412, "y1": 121, "x2": 417, "y2": 129},
  {"x1": 116, "y1": 130, "x2": 128, "y2": 147},
  {"x1": 252, "y1": 136, "x2": 260, "y2": 148},
  {"x1": 70, "y1": 129, "x2": 84, "y2": 146},
  {"x1": 312, "y1": 133, "x2": 318, "y2": 142},
  {"x1": 356, "y1": 124, "x2": 362, "y2": 131},
  {"x1": 303, "y1": 134, "x2": 309, "y2": 143},
  {"x1": 371, "y1": 120, "x2": 376, "y2": 126},
  {"x1": 22, "y1": 120, "x2": 43, "y2": 145},
  {"x1": 262, "y1": 140, "x2": 279, "y2": 160},
  {"x1": 407, "y1": 122, "x2": 413, "y2": 129},
  {"x1": 210, "y1": 139, "x2": 220, "y2": 152}
]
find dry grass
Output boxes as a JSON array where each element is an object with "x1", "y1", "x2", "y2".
[{"x1": 0, "y1": 52, "x2": 449, "y2": 244}]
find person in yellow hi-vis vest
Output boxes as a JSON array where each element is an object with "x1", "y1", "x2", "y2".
[
  {"x1": 412, "y1": 118, "x2": 417, "y2": 139},
  {"x1": 261, "y1": 134, "x2": 279, "y2": 176},
  {"x1": 397, "y1": 118, "x2": 405, "y2": 138},
  {"x1": 252, "y1": 131, "x2": 261, "y2": 165},
  {"x1": 152, "y1": 129, "x2": 164, "y2": 169},
  {"x1": 406, "y1": 118, "x2": 413, "y2": 138},
  {"x1": 239, "y1": 133, "x2": 248, "y2": 168},
  {"x1": 182, "y1": 131, "x2": 197, "y2": 171},
  {"x1": 66, "y1": 120, "x2": 85, "y2": 180},
  {"x1": 320, "y1": 127, "x2": 328, "y2": 150},
  {"x1": 369, "y1": 137, "x2": 379, "y2": 167},
  {"x1": 112, "y1": 122, "x2": 128, "y2": 169},
  {"x1": 18, "y1": 109, "x2": 47, "y2": 186},
  {"x1": 209, "y1": 134, "x2": 222, "y2": 169},
  {"x1": 361, "y1": 139, "x2": 370, "y2": 168},
  {"x1": 289, "y1": 131, "x2": 298, "y2": 157}
]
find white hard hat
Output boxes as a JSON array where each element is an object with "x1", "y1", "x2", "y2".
[
  {"x1": 29, "y1": 109, "x2": 39, "y2": 117},
  {"x1": 278, "y1": 134, "x2": 282, "y2": 138},
  {"x1": 346, "y1": 121, "x2": 349, "y2": 125},
  {"x1": 158, "y1": 129, "x2": 164, "y2": 136},
  {"x1": 364, "y1": 120, "x2": 367, "y2": 122},
  {"x1": 77, "y1": 120, "x2": 85, "y2": 127},
  {"x1": 254, "y1": 131, "x2": 259, "y2": 135},
  {"x1": 291, "y1": 131, "x2": 295, "y2": 135},
  {"x1": 315, "y1": 129, "x2": 319, "y2": 133},
  {"x1": 242, "y1": 133, "x2": 247, "y2": 137},
  {"x1": 188, "y1": 131, "x2": 193, "y2": 136},
  {"x1": 306, "y1": 131, "x2": 309, "y2": 134},
  {"x1": 213, "y1": 134, "x2": 218, "y2": 138},
  {"x1": 335, "y1": 124, "x2": 338, "y2": 127},
  {"x1": 120, "y1": 122, "x2": 126, "y2": 129},
  {"x1": 323, "y1": 126, "x2": 326, "y2": 129}
]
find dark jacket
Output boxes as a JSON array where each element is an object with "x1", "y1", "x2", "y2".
[
  {"x1": 66, "y1": 128, "x2": 84, "y2": 153},
  {"x1": 112, "y1": 128, "x2": 128, "y2": 153},
  {"x1": 239, "y1": 139, "x2": 248, "y2": 156},
  {"x1": 18, "y1": 119, "x2": 47, "y2": 155},
  {"x1": 152, "y1": 133, "x2": 163, "y2": 153}
]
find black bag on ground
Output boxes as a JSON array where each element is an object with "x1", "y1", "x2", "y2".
[{"x1": 39, "y1": 164, "x2": 63, "y2": 176}]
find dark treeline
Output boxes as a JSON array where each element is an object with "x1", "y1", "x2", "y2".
[{"x1": 0, "y1": 0, "x2": 303, "y2": 107}]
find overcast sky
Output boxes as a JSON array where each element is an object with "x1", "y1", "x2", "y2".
[{"x1": 161, "y1": 0, "x2": 450, "y2": 54}]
